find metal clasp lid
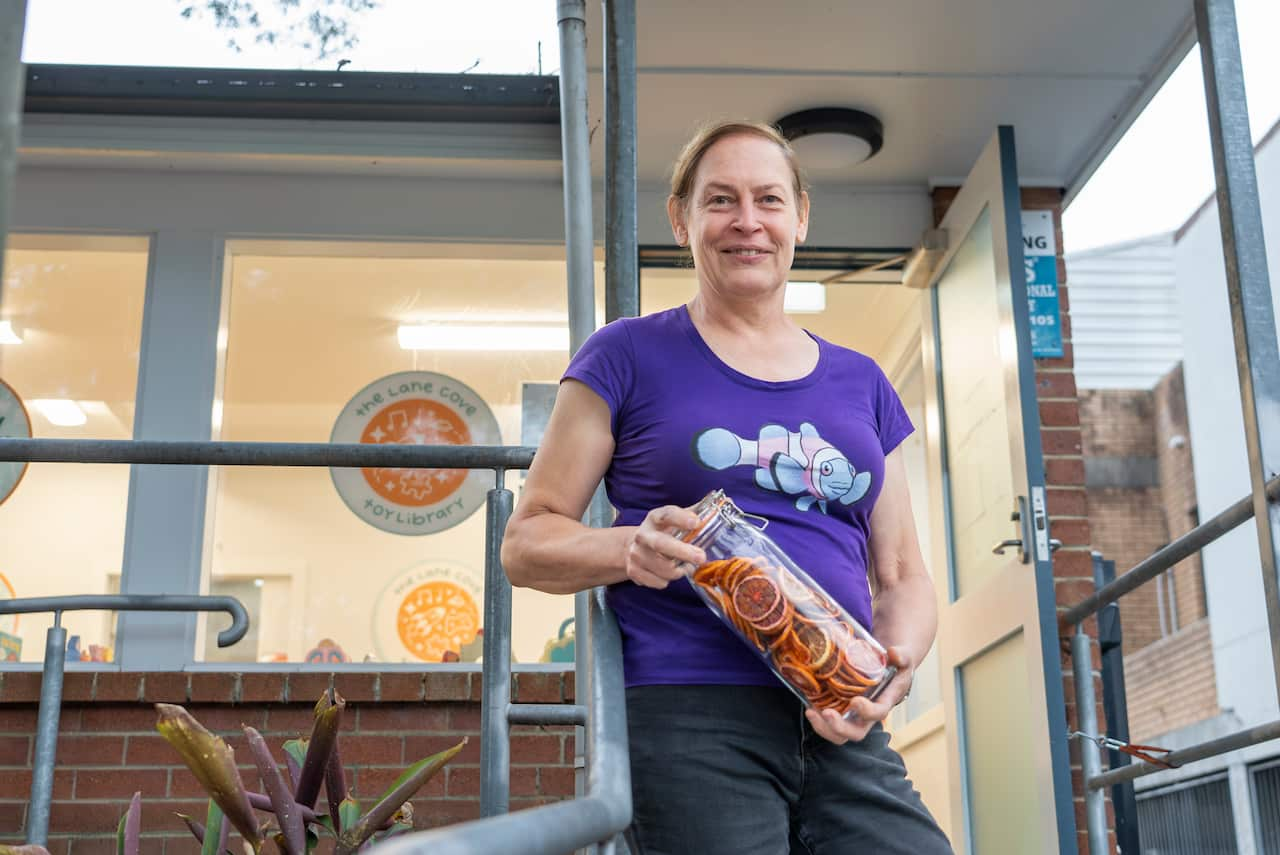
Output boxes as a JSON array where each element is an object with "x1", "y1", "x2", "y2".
[{"x1": 712, "y1": 490, "x2": 769, "y2": 531}]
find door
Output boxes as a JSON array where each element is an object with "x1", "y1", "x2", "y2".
[{"x1": 922, "y1": 127, "x2": 1075, "y2": 853}]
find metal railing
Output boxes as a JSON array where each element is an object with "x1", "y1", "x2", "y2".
[
  {"x1": 0, "y1": 0, "x2": 639, "y2": 849},
  {"x1": 1064, "y1": 2, "x2": 1280, "y2": 851},
  {"x1": 0, "y1": 594, "x2": 249, "y2": 846}
]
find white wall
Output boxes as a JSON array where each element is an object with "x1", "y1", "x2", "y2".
[{"x1": 1174, "y1": 127, "x2": 1280, "y2": 727}]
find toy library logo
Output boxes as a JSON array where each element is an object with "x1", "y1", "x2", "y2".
[
  {"x1": 373, "y1": 561, "x2": 482, "y2": 663},
  {"x1": 331, "y1": 371, "x2": 500, "y2": 535}
]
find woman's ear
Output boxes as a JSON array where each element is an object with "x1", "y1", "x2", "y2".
[
  {"x1": 667, "y1": 195, "x2": 688, "y2": 247},
  {"x1": 796, "y1": 190, "x2": 811, "y2": 244}
]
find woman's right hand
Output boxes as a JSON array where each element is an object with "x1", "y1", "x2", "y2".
[{"x1": 623, "y1": 505, "x2": 707, "y2": 589}]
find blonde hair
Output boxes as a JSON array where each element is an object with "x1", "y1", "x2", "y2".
[{"x1": 669, "y1": 120, "x2": 808, "y2": 207}]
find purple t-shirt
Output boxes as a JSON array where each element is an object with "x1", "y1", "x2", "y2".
[{"x1": 563, "y1": 305, "x2": 913, "y2": 687}]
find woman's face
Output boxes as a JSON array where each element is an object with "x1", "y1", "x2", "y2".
[{"x1": 669, "y1": 133, "x2": 810, "y2": 305}]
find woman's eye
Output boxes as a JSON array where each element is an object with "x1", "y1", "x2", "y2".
[
  {"x1": 709, "y1": 195, "x2": 732, "y2": 205},
  {"x1": 761, "y1": 194, "x2": 783, "y2": 204}
]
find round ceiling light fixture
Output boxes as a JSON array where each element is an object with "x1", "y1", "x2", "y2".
[{"x1": 776, "y1": 107, "x2": 884, "y2": 171}]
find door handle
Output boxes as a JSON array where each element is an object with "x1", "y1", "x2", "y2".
[
  {"x1": 992, "y1": 539, "x2": 1022, "y2": 556},
  {"x1": 1049, "y1": 538, "x2": 1063, "y2": 553}
]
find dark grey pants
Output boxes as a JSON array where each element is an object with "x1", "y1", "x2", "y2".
[{"x1": 626, "y1": 685, "x2": 953, "y2": 855}]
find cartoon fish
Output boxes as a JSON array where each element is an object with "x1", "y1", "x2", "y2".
[{"x1": 693, "y1": 422, "x2": 871, "y2": 513}]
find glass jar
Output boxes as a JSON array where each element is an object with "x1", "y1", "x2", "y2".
[{"x1": 676, "y1": 489, "x2": 896, "y2": 716}]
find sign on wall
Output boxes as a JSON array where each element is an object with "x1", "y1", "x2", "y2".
[
  {"x1": 372, "y1": 560, "x2": 483, "y2": 663},
  {"x1": 330, "y1": 371, "x2": 501, "y2": 536},
  {"x1": 0, "y1": 379, "x2": 31, "y2": 506},
  {"x1": 1021, "y1": 210, "x2": 1064, "y2": 359}
]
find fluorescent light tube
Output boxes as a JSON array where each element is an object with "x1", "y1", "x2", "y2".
[
  {"x1": 31, "y1": 399, "x2": 87, "y2": 427},
  {"x1": 398, "y1": 324, "x2": 570, "y2": 352},
  {"x1": 0, "y1": 321, "x2": 21, "y2": 344},
  {"x1": 784, "y1": 281, "x2": 826, "y2": 313}
]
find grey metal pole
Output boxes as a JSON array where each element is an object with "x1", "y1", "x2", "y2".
[
  {"x1": 480, "y1": 478, "x2": 515, "y2": 817},
  {"x1": 0, "y1": 0, "x2": 28, "y2": 310},
  {"x1": 558, "y1": 0, "x2": 597, "y2": 819},
  {"x1": 1071, "y1": 627, "x2": 1108, "y2": 855},
  {"x1": 28, "y1": 618, "x2": 67, "y2": 846},
  {"x1": 1194, "y1": 0, "x2": 1280, "y2": 699},
  {"x1": 559, "y1": 0, "x2": 595, "y2": 353},
  {"x1": 603, "y1": 0, "x2": 638, "y2": 323}
]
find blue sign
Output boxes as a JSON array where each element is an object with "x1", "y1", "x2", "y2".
[{"x1": 1022, "y1": 210, "x2": 1063, "y2": 358}]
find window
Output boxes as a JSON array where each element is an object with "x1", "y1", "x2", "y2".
[
  {"x1": 1251, "y1": 758, "x2": 1280, "y2": 852},
  {"x1": 202, "y1": 241, "x2": 602, "y2": 664},
  {"x1": 1137, "y1": 773, "x2": 1238, "y2": 854},
  {"x1": 0, "y1": 235, "x2": 149, "y2": 662}
]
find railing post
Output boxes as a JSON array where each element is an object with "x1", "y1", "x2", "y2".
[
  {"x1": 1194, "y1": 0, "x2": 1280, "y2": 700},
  {"x1": 1072, "y1": 625, "x2": 1108, "y2": 855},
  {"x1": 28, "y1": 616, "x2": 67, "y2": 846},
  {"x1": 1093, "y1": 553, "x2": 1140, "y2": 855},
  {"x1": 0, "y1": 0, "x2": 30, "y2": 306},
  {"x1": 481, "y1": 475, "x2": 515, "y2": 817},
  {"x1": 603, "y1": 0, "x2": 638, "y2": 324}
]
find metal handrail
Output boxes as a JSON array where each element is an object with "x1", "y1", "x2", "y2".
[
  {"x1": 1060, "y1": 473, "x2": 1280, "y2": 627},
  {"x1": 2, "y1": 594, "x2": 249, "y2": 846},
  {"x1": 0, "y1": 594, "x2": 249, "y2": 647},
  {"x1": 371, "y1": 588, "x2": 631, "y2": 855},
  {"x1": 0, "y1": 437, "x2": 536, "y2": 470}
]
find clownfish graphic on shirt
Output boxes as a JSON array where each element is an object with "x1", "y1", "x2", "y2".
[{"x1": 692, "y1": 422, "x2": 872, "y2": 514}]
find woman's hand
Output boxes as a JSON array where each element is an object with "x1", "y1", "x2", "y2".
[
  {"x1": 623, "y1": 505, "x2": 707, "y2": 589},
  {"x1": 804, "y1": 646, "x2": 913, "y2": 745}
]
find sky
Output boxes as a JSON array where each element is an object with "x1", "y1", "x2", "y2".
[{"x1": 16, "y1": 0, "x2": 1280, "y2": 254}]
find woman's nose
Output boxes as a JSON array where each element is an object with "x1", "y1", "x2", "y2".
[{"x1": 733, "y1": 204, "x2": 761, "y2": 232}]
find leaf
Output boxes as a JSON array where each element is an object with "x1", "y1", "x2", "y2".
[
  {"x1": 154, "y1": 703, "x2": 261, "y2": 849},
  {"x1": 175, "y1": 812, "x2": 207, "y2": 843},
  {"x1": 0, "y1": 847, "x2": 53, "y2": 855},
  {"x1": 337, "y1": 739, "x2": 465, "y2": 850},
  {"x1": 324, "y1": 739, "x2": 349, "y2": 832},
  {"x1": 244, "y1": 725, "x2": 307, "y2": 855},
  {"x1": 338, "y1": 797, "x2": 360, "y2": 833},
  {"x1": 117, "y1": 791, "x2": 141, "y2": 855},
  {"x1": 283, "y1": 738, "x2": 306, "y2": 792},
  {"x1": 295, "y1": 690, "x2": 345, "y2": 809},
  {"x1": 202, "y1": 800, "x2": 225, "y2": 855}
]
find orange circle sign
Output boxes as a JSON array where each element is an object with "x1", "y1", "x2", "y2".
[
  {"x1": 360, "y1": 399, "x2": 471, "y2": 506},
  {"x1": 330, "y1": 372, "x2": 500, "y2": 536},
  {"x1": 395, "y1": 580, "x2": 480, "y2": 662}
]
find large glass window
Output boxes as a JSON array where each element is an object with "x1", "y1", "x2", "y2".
[
  {"x1": 202, "y1": 241, "x2": 601, "y2": 664},
  {"x1": 0, "y1": 235, "x2": 149, "y2": 663}
]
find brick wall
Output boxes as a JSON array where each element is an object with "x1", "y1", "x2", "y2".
[
  {"x1": 934, "y1": 185, "x2": 1108, "y2": 855},
  {"x1": 1079, "y1": 389, "x2": 1168, "y2": 651},
  {"x1": 1124, "y1": 619, "x2": 1218, "y2": 741},
  {"x1": 1154, "y1": 365, "x2": 1207, "y2": 625},
  {"x1": 0, "y1": 670, "x2": 576, "y2": 852}
]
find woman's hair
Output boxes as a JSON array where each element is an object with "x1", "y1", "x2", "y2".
[{"x1": 669, "y1": 119, "x2": 808, "y2": 207}]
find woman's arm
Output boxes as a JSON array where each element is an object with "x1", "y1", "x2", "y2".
[
  {"x1": 501, "y1": 379, "x2": 704, "y2": 595},
  {"x1": 806, "y1": 447, "x2": 938, "y2": 743}
]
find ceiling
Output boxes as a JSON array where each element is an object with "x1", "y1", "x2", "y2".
[
  {"x1": 16, "y1": 0, "x2": 1195, "y2": 196},
  {"x1": 582, "y1": 0, "x2": 1193, "y2": 192}
]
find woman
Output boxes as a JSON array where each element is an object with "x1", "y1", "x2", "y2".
[{"x1": 502, "y1": 120, "x2": 951, "y2": 854}]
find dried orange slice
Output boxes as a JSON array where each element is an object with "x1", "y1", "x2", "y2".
[
  {"x1": 842, "y1": 638, "x2": 888, "y2": 680},
  {"x1": 779, "y1": 662, "x2": 822, "y2": 699},
  {"x1": 793, "y1": 621, "x2": 835, "y2": 671},
  {"x1": 732, "y1": 575, "x2": 782, "y2": 625}
]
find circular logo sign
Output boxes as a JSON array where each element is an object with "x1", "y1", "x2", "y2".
[
  {"x1": 0, "y1": 378, "x2": 31, "y2": 507},
  {"x1": 331, "y1": 372, "x2": 501, "y2": 535},
  {"x1": 372, "y1": 561, "x2": 483, "y2": 663}
]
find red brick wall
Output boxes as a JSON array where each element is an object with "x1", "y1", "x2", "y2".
[
  {"x1": 934, "y1": 186, "x2": 1110, "y2": 855},
  {"x1": 1125, "y1": 619, "x2": 1218, "y2": 741},
  {"x1": 0, "y1": 670, "x2": 576, "y2": 852},
  {"x1": 1154, "y1": 365, "x2": 1207, "y2": 624}
]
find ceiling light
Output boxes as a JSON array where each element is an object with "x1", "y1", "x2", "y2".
[
  {"x1": 398, "y1": 324, "x2": 570, "y2": 352},
  {"x1": 784, "y1": 281, "x2": 826, "y2": 314},
  {"x1": 0, "y1": 321, "x2": 21, "y2": 344},
  {"x1": 31, "y1": 399, "x2": 87, "y2": 427},
  {"x1": 776, "y1": 107, "x2": 884, "y2": 170}
]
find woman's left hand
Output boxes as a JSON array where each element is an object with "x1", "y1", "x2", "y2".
[{"x1": 805, "y1": 646, "x2": 914, "y2": 745}]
